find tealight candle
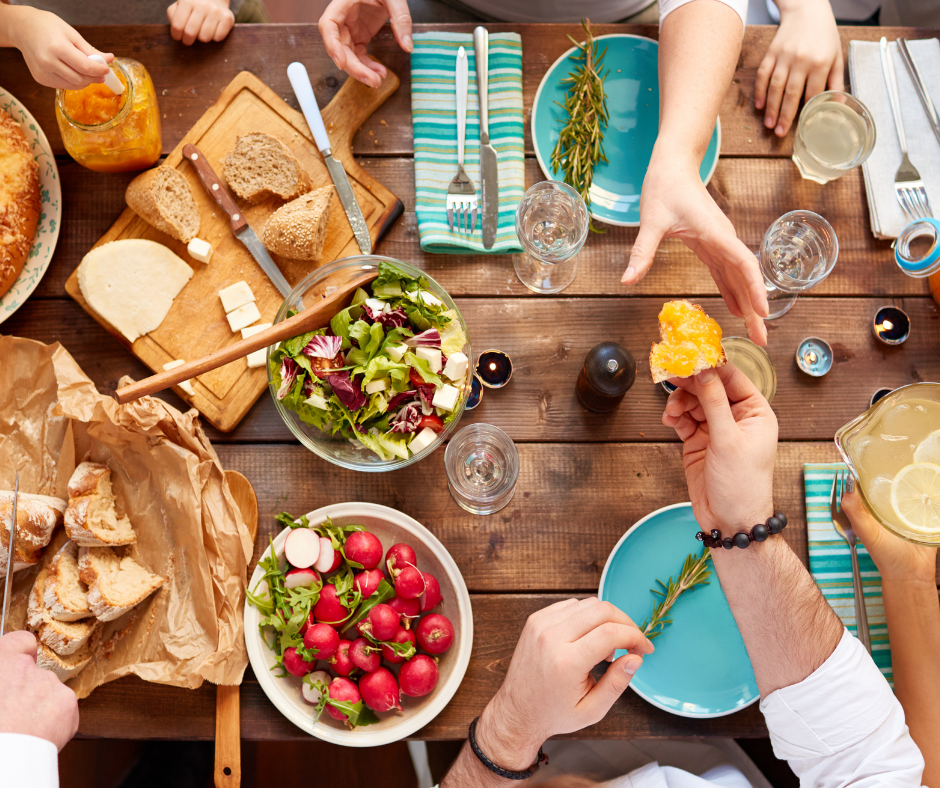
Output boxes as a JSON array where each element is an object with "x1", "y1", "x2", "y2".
[
  {"x1": 476, "y1": 350, "x2": 513, "y2": 388},
  {"x1": 872, "y1": 306, "x2": 910, "y2": 345},
  {"x1": 796, "y1": 337, "x2": 833, "y2": 377},
  {"x1": 465, "y1": 373, "x2": 484, "y2": 410},
  {"x1": 870, "y1": 387, "x2": 895, "y2": 408}
]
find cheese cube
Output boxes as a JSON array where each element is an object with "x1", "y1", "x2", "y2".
[
  {"x1": 443, "y1": 351, "x2": 469, "y2": 381},
  {"x1": 409, "y1": 427, "x2": 438, "y2": 455},
  {"x1": 241, "y1": 322, "x2": 272, "y2": 340},
  {"x1": 365, "y1": 378, "x2": 389, "y2": 394},
  {"x1": 365, "y1": 298, "x2": 387, "y2": 313},
  {"x1": 187, "y1": 238, "x2": 214, "y2": 264},
  {"x1": 246, "y1": 349, "x2": 267, "y2": 369},
  {"x1": 304, "y1": 393, "x2": 329, "y2": 410},
  {"x1": 432, "y1": 384, "x2": 460, "y2": 412},
  {"x1": 420, "y1": 290, "x2": 443, "y2": 308},
  {"x1": 226, "y1": 302, "x2": 261, "y2": 332},
  {"x1": 219, "y1": 281, "x2": 255, "y2": 313},
  {"x1": 416, "y1": 347, "x2": 443, "y2": 373},
  {"x1": 162, "y1": 360, "x2": 195, "y2": 396},
  {"x1": 387, "y1": 344, "x2": 407, "y2": 362}
]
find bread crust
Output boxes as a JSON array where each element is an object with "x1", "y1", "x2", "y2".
[
  {"x1": 0, "y1": 109, "x2": 40, "y2": 301},
  {"x1": 0, "y1": 492, "x2": 66, "y2": 577},
  {"x1": 43, "y1": 540, "x2": 92, "y2": 622},
  {"x1": 125, "y1": 166, "x2": 200, "y2": 243},
  {"x1": 65, "y1": 462, "x2": 136, "y2": 547},
  {"x1": 28, "y1": 566, "x2": 99, "y2": 657},
  {"x1": 78, "y1": 546, "x2": 164, "y2": 622},
  {"x1": 261, "y1": 186, "x2": 334, "y2": 261},
  {"x1": 223, "y1": 132, "x2": 310, "y2": 203}
]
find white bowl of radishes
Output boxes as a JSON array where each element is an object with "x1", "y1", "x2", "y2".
[{"x1": 244, "y1": 502, "x2": 472, "y2": 745}]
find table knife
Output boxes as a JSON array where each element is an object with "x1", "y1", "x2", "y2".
[
  {"x1": 897, "y1": 38, "x2": 940, "y2": 150},
  {"x1": 474, "y1": 26, "x2": 499, "y2": 250},
  {"x1": 182, "y1": 144, "x2": 293, "y2": 298},
  {"x1": 287, "y1": 62, "x2": 373, "y2": 255},
  {"x1": 1, "y1": 471, "x2": 19, "y2": 636}
]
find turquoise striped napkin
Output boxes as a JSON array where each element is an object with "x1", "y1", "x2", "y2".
[
  {"x1": 804, "y1": 463, "x2": 893, "y2": 685},
  {"x1": 411, "y1": 32, "x2": 525, "y2": 254}
]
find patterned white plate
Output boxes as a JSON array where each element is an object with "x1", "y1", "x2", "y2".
[{"x1": 0, "y1": 86, "x2": 62, "y2": 326}]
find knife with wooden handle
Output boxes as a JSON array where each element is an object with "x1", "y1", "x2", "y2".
[{"x1": 474, "y1": 26, "x2": 499, "y2": 250}]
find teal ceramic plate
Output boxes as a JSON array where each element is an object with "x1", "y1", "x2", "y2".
[
  {"x1": 532, "y1": 35, "x2": 720, "y2": 227},
  {"x1": 598, "y1": 503, "x2": 758, "y2": 718}
]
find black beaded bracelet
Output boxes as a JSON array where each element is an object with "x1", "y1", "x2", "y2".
[
  {"x1": 696, "y1": 511, "x2": 788, "y2": 550},
  {"x1": 468, "y1": 717, "x2": 548, "y2": 780}
]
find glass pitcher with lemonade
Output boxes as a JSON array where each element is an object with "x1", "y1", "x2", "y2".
[{"x1": 836, "y1": 382, "x2": 940, "y2": 545}]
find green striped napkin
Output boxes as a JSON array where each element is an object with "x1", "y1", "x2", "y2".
[
  {"x1": 411, "y1": 32, "x2": 525, "y2": 254},
  {"x1": 804, "y1": 463, "x2": 893, "y2": 685}
]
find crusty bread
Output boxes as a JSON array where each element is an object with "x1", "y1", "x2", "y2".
[
  {"x1": 0, "y1": 109, "x2": 40, "y2": 301},
  {"x1": 0, "y1": 491, "x2": 67, "y2": 577},
  {"x1": 78, "y1": 546, "x2": 163, "y2": 622},
  {"x1": 649, "y1": 300, "x2": 727, "y2": 384},
  {"x1": 125, "y1": 166, "x2": 200, "y2": 243},
  {"x1": 43, "y1": 541, "x2": 92, "y2": 622},
  {"x1": 65, "y1": 462, "x2": 136, "y2": 547},
  {"x1": 28, "y1": 566, "x2": 99, "y2": 656},
  {"x1": 223, "y1": 133, "x2": 309, "y2": 203},
  {"x1": 36, "y1": 639, "x2": 96, "y2": 682},
  {"x1": 262, "y1": 186, "x2": 334, "y2": 262}
]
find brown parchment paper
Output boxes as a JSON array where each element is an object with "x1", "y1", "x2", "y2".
[{"x1": 0, "y1": 335, "x2": 253, "y2": 698}]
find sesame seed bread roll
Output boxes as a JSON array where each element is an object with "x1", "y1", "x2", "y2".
[{"x1": 261, "y1": 186, "x2": 334, "y2": 262}]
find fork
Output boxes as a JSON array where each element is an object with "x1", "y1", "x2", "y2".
[
  {"x1": 880, "y1": 37, "x2": 933, "y2": 221},
  {"x1": 446, "y1": 46, "x2": 477, "y2": 234},
  {"x1": 831, "y1": 470, "x2": 872, "y2": 654}
]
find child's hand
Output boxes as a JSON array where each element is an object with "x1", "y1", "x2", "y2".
[{"x1": 167, "y1": 0, "x2": 235, "y2": 46}]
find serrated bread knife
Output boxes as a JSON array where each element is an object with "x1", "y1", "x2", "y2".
[
  {"x1": 474, "y1": 27, "x2": 498, "y2": 250},
  {"x1": 287, "y1": 62, "x2": 373, "y2": 255},
  {"x1": 1, "y1": 471, "x2": 19, "y2": 635}
]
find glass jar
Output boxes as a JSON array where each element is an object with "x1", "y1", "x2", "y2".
[
  {"x1": 894, "y1": 218, "x2": 940, "y2": 306},
  {"x1": 55, "y1": 58, "x2": 161, "y2": 173}
]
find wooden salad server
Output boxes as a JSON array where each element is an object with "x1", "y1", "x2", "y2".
[{"x1": 114, "y1": 272, "x2": 376, "y2": 404}]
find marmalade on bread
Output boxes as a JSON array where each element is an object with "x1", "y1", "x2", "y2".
[
  {"x1": 0, "y1": 109, "x2": 40, "y2": 301},
  {"x1": 649, "y1": 300, "x2": 725, "y2": 382}
]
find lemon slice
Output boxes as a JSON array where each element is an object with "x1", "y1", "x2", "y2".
[
  {"x1": 913, "y1": 429, "x2": 940, "y2": 465},
  {"x1": 890, "y1": 462, "x2": 940, "y2": 534}
]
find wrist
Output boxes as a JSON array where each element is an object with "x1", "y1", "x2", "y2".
[
  {"x1": 475, "y1": 694, "x2": 544, "y2": 773},
  {"x1": 0, "y1": 5, "x2": 31, "y2": 49}
]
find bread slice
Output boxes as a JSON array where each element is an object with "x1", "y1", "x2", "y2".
[
  {"x1": 36, "y1": 639, "x2": 96, "y2": 682},
  {"x1": 125, "y1": 165, "x2": 200, "y2": 243},
  {"x1": 78, "y1": 546, "x2": 163, "y2": 622},
  {"x1": 28, "y1": 566, "x2": 99, "y2": 656},
  {"x1": 0, "y1": 492, "x2": 67, "y2": 577},
  {"x1": 262, "y1": 186, "x2": 334, "y2": 262},
  {"x1": 64, "y1": 462, "x2": 136, "y2": 547},
  {"x1": 649, "y1": 300, "x2": 727, "y2": 384},
  {"x1": 0, "y1": 109, "x2": 40, "y2": 301},
  {"x1": 43, "y1": 541, "x2": 92, "y2": 622},
  {"x1": 223, "y1": 133, "x2": 309, "y2": 203}
]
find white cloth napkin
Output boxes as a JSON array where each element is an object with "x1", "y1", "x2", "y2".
[{"x1": 849, "y1": 38, "x2": 940, "y2": 238}]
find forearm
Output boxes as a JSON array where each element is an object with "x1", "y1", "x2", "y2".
[{"x1": 0, "y1": 5, "x2": 29, "y2": 49}]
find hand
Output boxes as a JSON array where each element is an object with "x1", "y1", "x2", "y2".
[
  {"x1": 663, "y1": 364, "x2": 778, "y2": 535},
  {"x1": 167, "y1": 0, "x2": 235, "y2": 46},
  {"x1": 318, "y1": 0, "x2": 412, "y2": 88},
  {"x1": 475, "y1": 598, "x2": 654, "y2": 770},
  {"x1": 755, "y1": 0, "x2": 843, "y2": 137},
  {"x1": 842, "y1": 484, "x2": 938, "y2": 584},
  {"x1": 0, "y1": 631, "x2": 78, "y2": 751},
  {"x1": 624, "y1": 150, "x2": 769, "y2": 346}
]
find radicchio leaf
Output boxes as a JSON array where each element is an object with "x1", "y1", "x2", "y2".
[
  {"x1": 387, "y1": 390, "x2": 417, "y2": 411},
  {"x1": 304, "y1": 377, "x2": 317, "y2": 397},
  {"x1": 417, "y1": 384, "x2": 436, "y2": 410},
  {"x1": 404, "y1": 329, "x2": 441, "y2": 348},
  {"x1": 361, "y1": 303, "x2": 380, "y2": 322},
  {"x1": 374, "y1": 308, "x2": 409, "y2": 330},
  {"x1": 389, "y1": 402, "x2": 421, "y2": 434},
  {"x1": 277, "y1": 358, "x2": 299, "y2": 400},
  {"x1": 326, "y1": 372, "x2": 367, "y2": 411},
  {"x1": 303, "y1": 334, "x2": 343, "y2": 359}
]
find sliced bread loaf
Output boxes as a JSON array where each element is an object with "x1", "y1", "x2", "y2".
[
  {"x1": 65, "y1": 462, "x2": 136, "y2": 547},
  {"x1": 223, "y1": 133, "x2": 309, "y2": 203},
  {"x1": 36, "y1": 639, "x2": 96, "y2": 682},
  {"x1": 28, "y1": 566, "x2": 99, "y2": 656},
  {"x1": 125, "y1": 166, "x2": 201, "y2": 243},
  {"x1": 43, "y1": 541, "x2": 92, "y2": 622},
  {"x1": 261, "y1": 186, "x2": 334, "y2": 261},
  {"x1": 78, "y1": 546, "x2": 164, "y2": 622},
  {"x1": 0, "y1": 491, "x2": 67, "y2": 577}
]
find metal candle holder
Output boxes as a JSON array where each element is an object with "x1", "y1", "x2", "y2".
[
  {"x1": 796, "y1": 337, "x2": 833, "y2": 377},
  {"x1": 872, "y1": 306, "x2": 911, "y2": 345},
  {"x1": 465, "y1": 373, "x2": 484, "y2": 410},
  {"x1": 476, "y1": 350, "x2": 513, "y2": 388}
]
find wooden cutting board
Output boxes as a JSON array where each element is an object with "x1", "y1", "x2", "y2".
[{"x1": 65, "y1": 69, "x2": 403, "y2": 432}]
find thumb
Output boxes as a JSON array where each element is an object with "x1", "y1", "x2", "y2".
[
  {"x1": 581, "y1": 654, "x2": 643, "y2": 718},
  {"x1": 693, "y1": 368, "x2": 737, "y2": 439},
  {"x1": 623, "y1": 219, "x2": 665, "y2": 285}
]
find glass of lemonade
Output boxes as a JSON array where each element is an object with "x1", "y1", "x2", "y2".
[
  {"x1": 836, "y1": 382, "x2": 940, "y2": 545},
  {"x1": 792, "y1": 91, "x2": 876, "y2": 185}
]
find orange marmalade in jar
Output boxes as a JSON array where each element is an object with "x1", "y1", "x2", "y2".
[{"x1": 55, "y1": 58, "x2": 161, "y2": 173}]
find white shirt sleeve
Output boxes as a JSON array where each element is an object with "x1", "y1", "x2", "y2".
[
  {"x1": 658, "y1": 0, "x2": 748, "y2": 28},
  {"x1": 760, "y1": 629, "x2": 926, "y2": 787},
  {"x1": 0, "y1": 733, "x2": 58, "y2": 788}
]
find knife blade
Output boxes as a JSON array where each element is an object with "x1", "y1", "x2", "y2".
[
  {"x1": 474, "y1": 27, "x2": 499, "y2": 250},
  {"x1": 1, "y1": 471, "x2": 19, "y2": 636},
  {"x1": 182, "y1": 144, "x2": 293, "y2": 298},
  {"x1": 897, "y1": 38, "x2": 940, "y2": 150},
  {"x1": 287, "y1": 62, "x2": 373, "y2": 255}
]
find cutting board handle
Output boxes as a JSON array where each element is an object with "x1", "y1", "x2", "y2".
[
  {"x1": 182, "y1": 144, "x2": 248, "y2": 234},
  {"x1": 319, "y1": 66, "x2": 399, "y2": 159}
]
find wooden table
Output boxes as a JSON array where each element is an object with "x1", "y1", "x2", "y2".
[{"x1": 2, "y1": 22, "x2": 939, "y2": 741}]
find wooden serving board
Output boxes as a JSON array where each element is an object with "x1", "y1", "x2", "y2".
[{"x1": 65, "y1": 69, "x2": 403, "y2": 432}]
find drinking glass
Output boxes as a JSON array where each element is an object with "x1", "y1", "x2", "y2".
[
  {"x1": 444, "y1": 424, "x2": 519, "y2": 515},
  {"x1": 514, "y1": 181, "x2": 589, "y2": 294},
  {"x1": 792, "y1": 91, "x2": 876, "y2": 185},
  {"x1": 759, "y1": 210, "x2": 839, "y2": 319}
]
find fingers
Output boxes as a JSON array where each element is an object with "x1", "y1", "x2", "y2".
[
  {"x1": 577, "y1": 621, "x2": 655, "y2": 663},
  {"x1": 554, "y1": 599, "x2": 641, "y2": 642},
  {"x1": 623, "y1": 219, "x2": 665, "y2": 286},
  {"x1": 385, "y1": 0, "x2": 414, "y2": 53},
  {"x1": 526, "y1": 598, "x2": 582, "y2": 630},
  {"x1": 691, "y1": 368, "x2": 737, "y2": 438},
  {"x1": 0, "y1": 630, "x2": 39, "y2": 659},
  {"x1": 169, "y1": 3, "x2": 193, "y2": 42},
  {"x1": 181, "y1": 9, "x2": 204, "y2": 45},
  {"x1": 828, "y1": 51, "x2": 845, "y2": 93},
  {"x1": 775, "y1": 64, "x2": 810, "y2": 136},
  {"x1": 213, "y1": 12, "x2": 235, "y2": 42},
  {"x1": 754, "y1": 51, "x2": 775, "y2": 111},
  {"x1": 578, "y1": 652, "x2": 644, "y2": 719},
  {"x1": 763, "y1": 61, "x2": 789, "y2": 132},
  {"x1": 841, "y1": 485, "x2": 879, "y2": 538}
]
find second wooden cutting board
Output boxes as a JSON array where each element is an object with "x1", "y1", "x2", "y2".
[{"x1": 65, "y1": 68, "x2": 403, "y2": 432}]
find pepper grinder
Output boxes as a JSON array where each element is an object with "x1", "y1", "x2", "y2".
[{"x1": 576, "y1": 343, "x2": 636, "y2": 412}]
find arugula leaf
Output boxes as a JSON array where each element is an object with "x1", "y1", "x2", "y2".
[
  {"x1": 327, "y1": 698, "x2": 380, "y2": 728},
  {"x1": 275, "y1": 512, "x2": 308, "y2": 530},
  {"x1": 342, "y1": 579, "x2": 396, "y2": 635},
  {"x1": 330, "y1": 565, "x2": 364, "y2": 609},
  {"x1": 302, "y1": 673, "x2": 330, "y2": 721}
]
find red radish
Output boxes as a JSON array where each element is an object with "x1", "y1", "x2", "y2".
[
  {"x1": 314, "y1": 537, "x2": 338, "y2": 574},
  {"x1": 349, "y1": 638, "x2": 381, "y2": 672},
  {"x1": 419, "y1": 572, "x2": 443, "y2": 612},
  {"x1": 284, "y1": 528, "x2": 320, "y2": 569},
  {"x1": 388, "y1": 594, "x2": 420, "y2": 622},
  {"x1": 354, "y1": 569, "x2": 384, "y2": 600},
  {"x1": 394, "y1": 565, "x2": 426, "y2": 600},
  {"x1": 303, "y1": 623, "x2": 340, "y2": 660},
  {"x1": 285, "y1": 567, "x2": 320, "y2": 590},
  {"x1": 359, "y1": 668, "x2": 403, "y2": 712},
  {"x1": 381, "y1": 627, "x2": 417, "y2": 664},
  {"x1": 416, "y1": 614, "x2": 455, "y2": 655},
  {"x1": 326, "y1": 677, "x2": 361, "y2": 722},
  {"x1": 330, "y1": 640, "x2": 355, "y2": 677},
  {"x1": 357, "y1": 603, "x2": 399, "y2": 641},
  {"x1": 385, "y1": 543, "x2": 417, "y2": 579},
  {"x1": 399, "y1": 654, "x2": 439, "y2": 697},
  {"x1": 344, "y1": 531, "x2": 383, "y2": 570},
  {"x1": 301, "y1": 669, "x2": 331, "y2": 705},
  {"x1": 283, "y1": 646, "x2": 317, "y2": 677},
  {"x1": 314, "y1": 585, "x2": 351, "y2": 625},
  {"x1": 300, "y1": 610, "x2": 315, "y2": 636}
]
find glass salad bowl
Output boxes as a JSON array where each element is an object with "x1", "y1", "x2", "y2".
[{"x1": 267, "y1": 256, "x2": 472, "y2": 472}]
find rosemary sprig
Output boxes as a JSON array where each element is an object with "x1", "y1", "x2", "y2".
[
  {"x1": 640, "y1": 546, "x2": 712, "y2": 640},
  {"x1": 550, "y1": 18, "x2": 609, "y2": 233}
]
